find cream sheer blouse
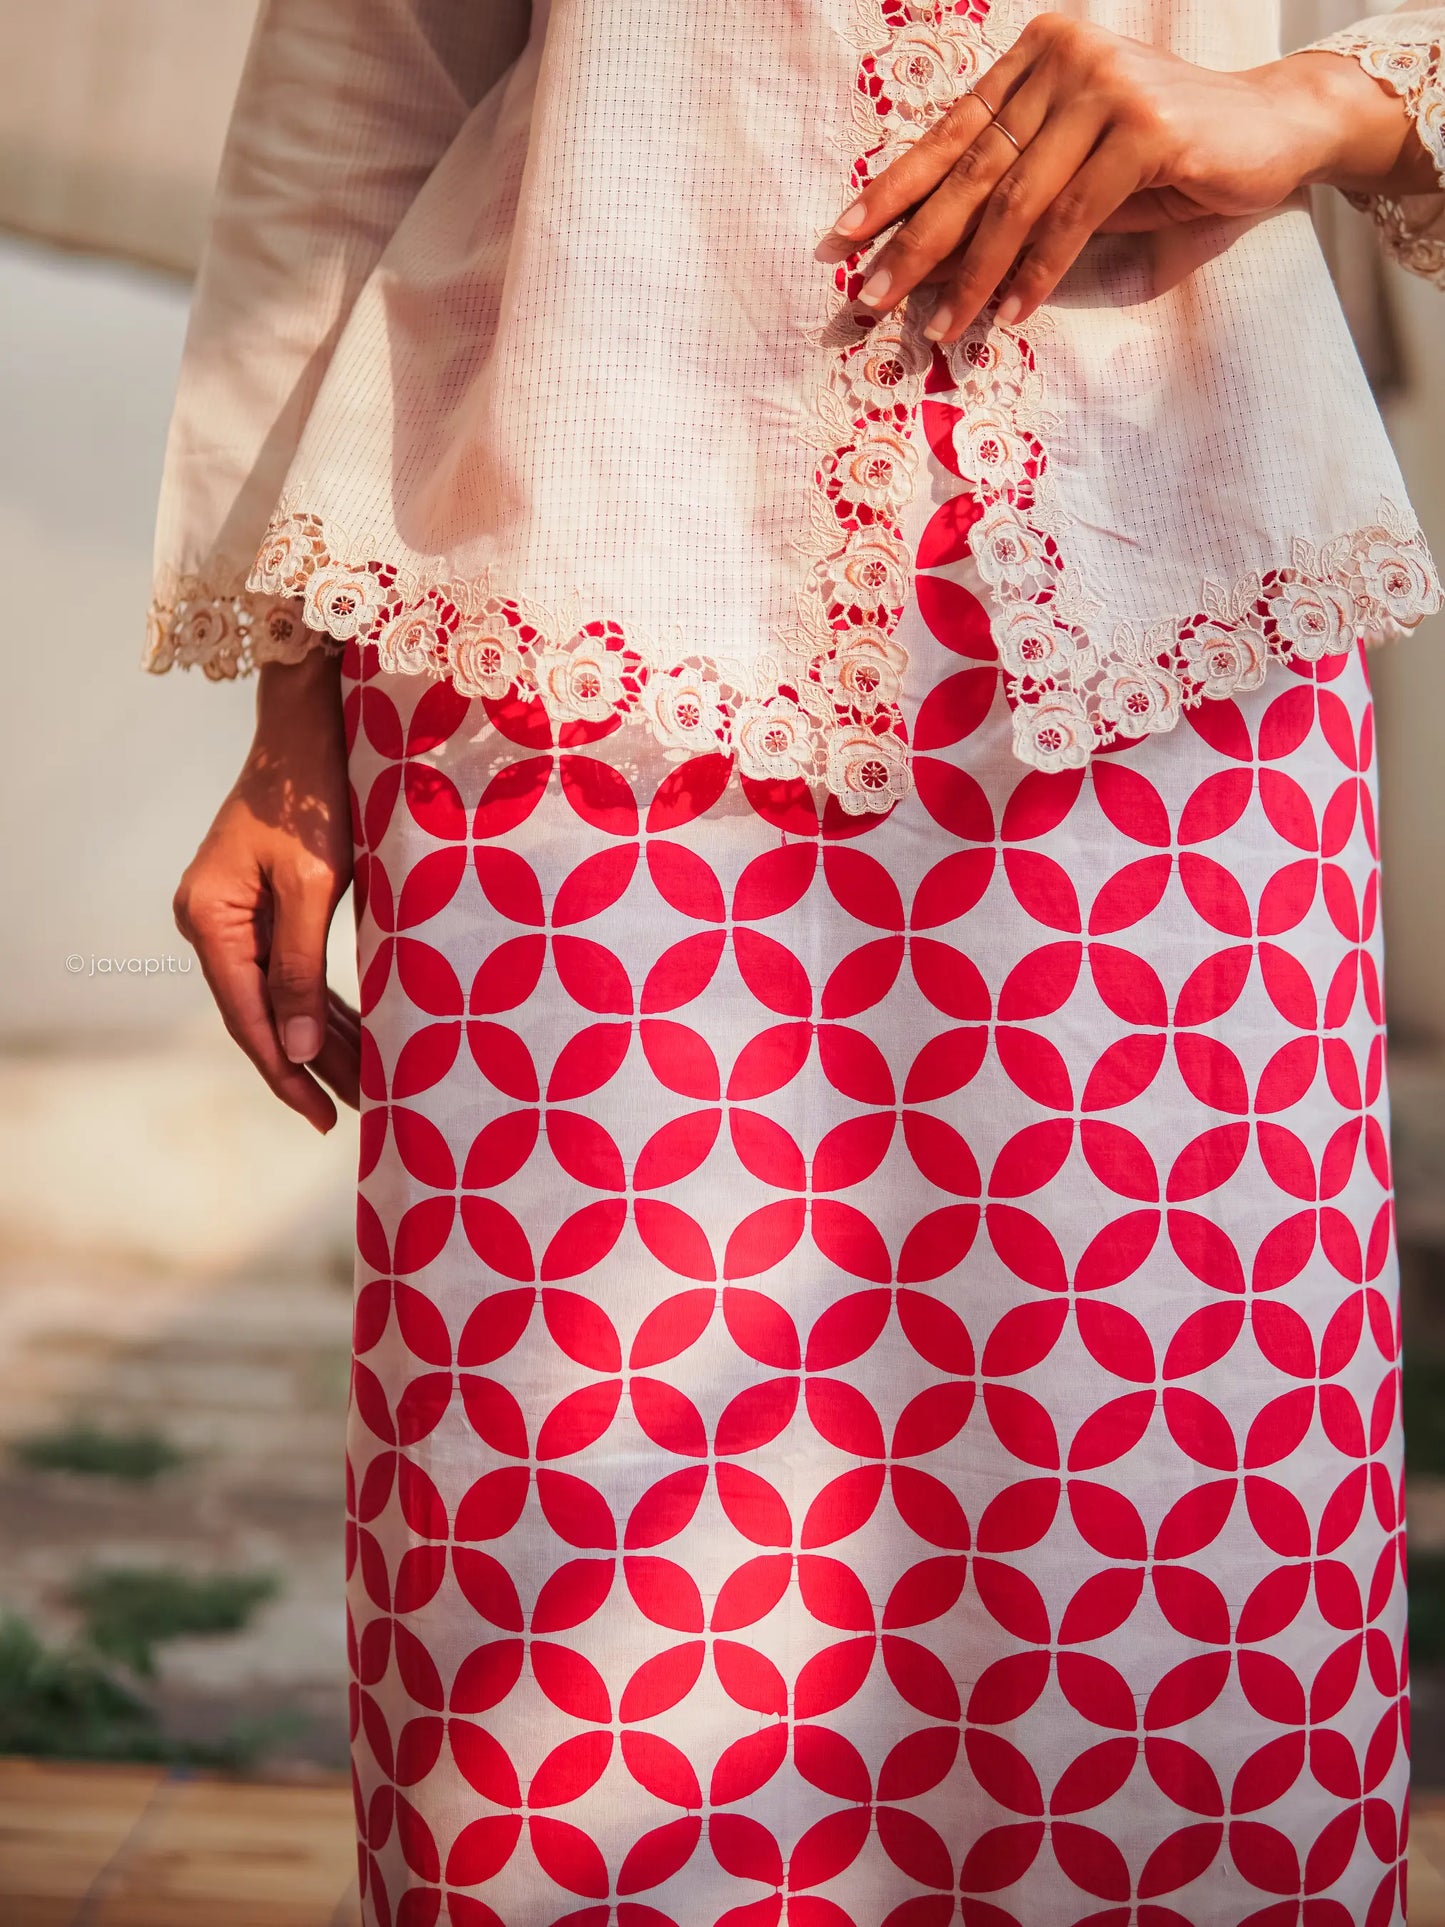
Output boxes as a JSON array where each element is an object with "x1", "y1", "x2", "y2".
[{"x1": 147, "y1": 0, "x2": 1445, "y2": 808}]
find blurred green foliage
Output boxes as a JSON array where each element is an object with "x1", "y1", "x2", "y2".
[
  {"x1": 1404, "y1": 1355, "x2": 1445, "y2": 1479},
  {"x1": 13, "y1": 1422, "x2": 187, "y2": 1483},
  {"x1": 0, "y1": 1616, "x2": 290, "y2": 1767},
  {"x1": 1411, "y1": 1553, "x2": 1445, "y2": 1667},
  {"x1": 69, "y1": 1567, "x2": 279, "y2": 1679}
]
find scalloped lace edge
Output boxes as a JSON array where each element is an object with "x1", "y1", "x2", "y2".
[
  {"x1": 145, "y1": 0, "x2": 1444, "y2": 797},
  {"x1": 1309, "y1": 24, "x2": 1445, "y2": 288},
  {"x1": 981, "y1": 499, "x2": 1440, "y2": 774},
  {"x1": 144, "y1": 493, "x2": 1442, "y2": 788}
]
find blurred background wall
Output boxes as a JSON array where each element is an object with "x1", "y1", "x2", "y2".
[
  {"x1": 0, "y1": 0, "x2": 255, "y2": 273},
  {"x1": 0, "y1": 0, "x2": 1440, "y2": 1786},
  {"x1": 0, "y1": 0, "x2": 358, "y2": 1777}
]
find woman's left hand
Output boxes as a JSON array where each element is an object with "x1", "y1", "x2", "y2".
[{"x1": 817, "y1": 13, "x2": 1429, "y2": 341}]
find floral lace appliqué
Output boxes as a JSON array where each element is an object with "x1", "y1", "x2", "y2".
[
  {"x1": 145, "y1": 566, "x2": 332, "y2": 678},
  {"x1": 927, "y1": 315, "x2": 1440, "y2": 772},
  {"x1": 1309, "y1": 22, "x2": 1445, "y2": 288}
]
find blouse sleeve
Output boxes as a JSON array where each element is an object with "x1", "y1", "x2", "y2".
[
  {"x1": 1305, "y1": 6, "x2": 1445, "y2": 289},
  {"x1": 146, "y1": 0, "x2": 530, "y2": 679}
]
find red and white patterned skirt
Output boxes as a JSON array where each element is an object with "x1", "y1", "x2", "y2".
[{"x1": 342, "y1": 542, "x2": 1408, "y2": 1926}]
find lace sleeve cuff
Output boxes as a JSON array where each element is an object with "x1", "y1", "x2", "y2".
[
  {"x1": 1307, "y1": 21, "x2": 1445, "y2": 287},
  {"x1": 144, "y1": 574, "x2": 337, "y2": 681}
]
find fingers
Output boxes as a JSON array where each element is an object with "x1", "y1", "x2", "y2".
[
  {"x1": 815, "y1": 40, "x2": 1037, "y2": 262},
  {"x1": 267, "y1": 855, "x2": 339, "y2": 1070},
  {"x1": 853, "y1": 74, "x2": 1058, "y2": 316},
  {"x1": 996, "y1": 135, "x2": 1144, "y2": 322},
  {"x1": 314, "y1": 989, "x2": 362, "y2": 1112},
  {"x1": 822, "y1": 93, "x2": 996, "y2": 261},
  {"x1": 175, "y1": 856, "x2": 339, "y2": 1135},
  {"x1": 813, "y1": 13, "x2": 1184, "y2": 334},
  {"x1": 326, "y1": 986, "x2": 362, "y2": 1040},
  {"x1": 924, "y1": 111, "x2": 1121, "y2": 341}
]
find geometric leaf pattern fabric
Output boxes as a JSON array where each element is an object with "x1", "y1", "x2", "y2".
[{"x1": 343, "y1": 493, "x2": 1408, "y2": 1925}]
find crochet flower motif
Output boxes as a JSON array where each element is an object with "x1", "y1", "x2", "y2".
[
  {"x1": 1311, "y1": 23, "x2": 1445, "y2": 289},
  {"x1": 986, "y1": 505, "x2": 1442, "y2": 773}
]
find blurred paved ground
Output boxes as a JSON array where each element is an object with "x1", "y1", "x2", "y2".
[
  {"x1": 8, "y1": 1758, "x2": 1445, "y2": 1927},
  {"x1": 0, "y1": 1240, "x2": 352, "y2": 1766},
  {"x1": 0, "y1": 1759, "x2": 360, "y2": 1926},
  {"x1": 0, "y1": 1038, "x2": 356, "y2": 1769}
]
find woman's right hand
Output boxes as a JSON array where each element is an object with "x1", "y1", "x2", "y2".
[
  {"x1": 173, "y1": 649, "x2": 360, "y2": 1133},
  {"x1": 817, "y1": 12, "x2": 1434, "y2": 342}
]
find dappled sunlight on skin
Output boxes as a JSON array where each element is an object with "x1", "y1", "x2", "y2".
[{"x1": 234, "y1": 737, "x2": 349, "y2": 856}]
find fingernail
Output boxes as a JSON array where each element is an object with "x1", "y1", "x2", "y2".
[
  {"x1": 996, "y1": 294, "x2": 1024, "y2": 326},
  {"x1": 924, "y1": 305, "x2": 954, "y2": 341},
  {"x1": 832, "y1": 200, "x2": 868, "y2": 235},
  {"x1": 284, "y1": 1016, "x2": 322, "y2": 1063},
  {"x1": 858, "y1": 267, "x2": 891, "y2": 308}
]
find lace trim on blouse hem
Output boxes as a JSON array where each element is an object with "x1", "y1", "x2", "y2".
[
  {"x1": 144, "y1": 578, "x2": 335, "y2": 679},
  {"x1": 144, "y1": 492, "x2": 1441, "y2": 789},
  {"x1": 1308, "y1": 23, "x2": 1445, "y2": 287},
  {"x1": 985, "y1": 499, "x2": 1440, "y2": 774}
]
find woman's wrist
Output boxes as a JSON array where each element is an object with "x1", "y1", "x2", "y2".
[
  {"x1": 179, "y1": 647, "x2": 353, "y2": 1132},
  {"x1": 1258, "y1": 49, "x2": 1434, "y2": 199},
  {"x1": 257, "y1": 643, "x2": 342, "y2": 702},
  {"x1": 255, "y1": 648, "x2": 344, "y2": 742},
  {"x1": 243, "y1": 650, "x2": 347, "y2": 826}
]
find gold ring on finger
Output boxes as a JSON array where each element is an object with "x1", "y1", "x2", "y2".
[{"x1": 992, "y1": 119, "x2": 1025, "y2": 155}]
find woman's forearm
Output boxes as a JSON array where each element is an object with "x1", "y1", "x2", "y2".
[{"x1": 246, "y1": 649, "x2": 349, "y2": 855}]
